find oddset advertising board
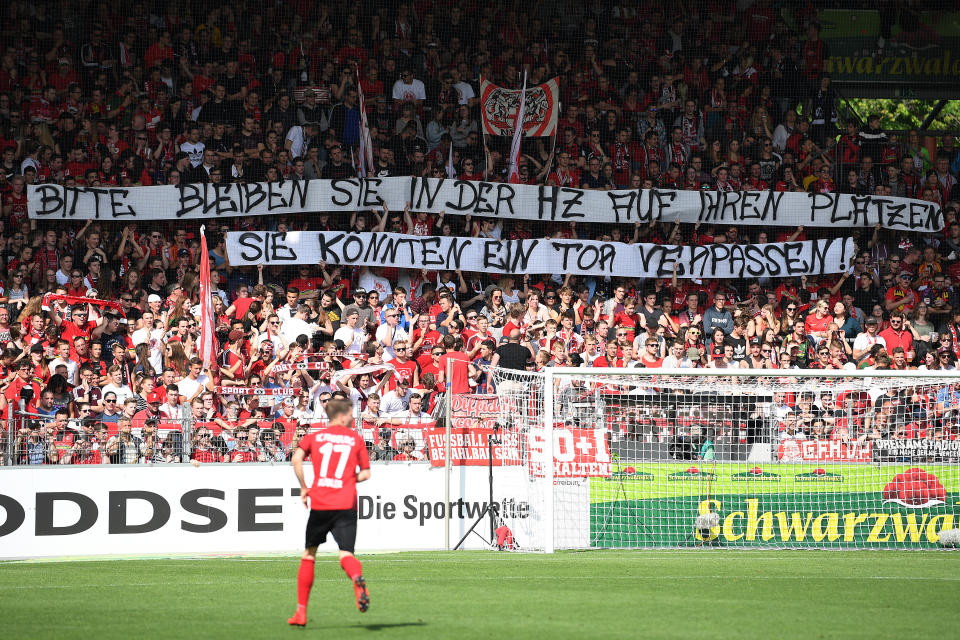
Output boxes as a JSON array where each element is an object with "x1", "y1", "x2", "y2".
[
  {"x1": 590, "y1": 463, "x2": 960, "y2": 548},
  {"x1": 0, "y1": 465, "x2": 587, "y2": 559}
]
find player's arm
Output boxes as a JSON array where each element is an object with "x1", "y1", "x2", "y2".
[
  {"x1": 357, "y1": 468, "x2": 371, "y2": 483},
  {"x1": 292, "y1": 447, "x2": 309, "y2": 507}
]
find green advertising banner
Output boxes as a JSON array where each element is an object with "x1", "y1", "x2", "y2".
[
  {"x1": 819, "y1": 10, "x2": 960, "y2": 87},
  {"x1": 590, "y1": 463, "x2": 960, "y2": 548}
]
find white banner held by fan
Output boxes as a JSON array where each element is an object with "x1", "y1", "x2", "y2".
[
  {"x1": 28, "y1": 178, "x2": 943, "y2": 231},
  {"x1": 226, "y1": 231, "x2": 855, "y2": 279}
]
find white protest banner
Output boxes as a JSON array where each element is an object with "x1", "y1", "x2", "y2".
[
  {"x1": 226, "y1": 230, "x2": 855, "y2": 280},
  {"x1": 28, "y1": 178, "x2": 943, "y2": 231}
]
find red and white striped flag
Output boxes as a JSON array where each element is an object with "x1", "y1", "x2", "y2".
[
  {"x1": 198, "y1": 225, "x2": 218, "y2": 370},
  {"x1": 507, "y1": 71, "x2": 527, "y2": 184},
  {"x1": 356, "y1": 68, "x2": 375, "y2": 177}
]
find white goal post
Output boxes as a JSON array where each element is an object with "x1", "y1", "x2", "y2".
[{"x1": 464, "y1": 367, "x2": 960, "y2": 552}]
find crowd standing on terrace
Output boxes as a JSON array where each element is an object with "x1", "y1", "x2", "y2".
[{"x1": 2, "y1": 1, "x2": 960, "y2": 463}]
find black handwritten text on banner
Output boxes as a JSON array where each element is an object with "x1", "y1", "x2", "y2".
[
  {"x1": 226, "y1": 231, "x2": 855, "y2": 280},
  {"x1": 29, "y1": 178, "x2": 942, "y2": 231}
]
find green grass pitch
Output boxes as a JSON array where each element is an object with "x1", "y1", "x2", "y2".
[{"x1": 2, "y1": 551, "x2": 959, "y2": 639}]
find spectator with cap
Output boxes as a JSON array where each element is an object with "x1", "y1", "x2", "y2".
[
  {"x1": 853, "y1": 316, "x2": 887, "y2": 362},
  {"x1": 132, "y1": 390, "x2": 165, "y2": 431},
  {"x1": 285, "y1": 121, "x2": 319, "y2": 160}
]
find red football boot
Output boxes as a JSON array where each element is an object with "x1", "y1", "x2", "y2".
[
  {"x1": 287, "y1": 609, "x2": 307, "y2": 627},
  {"x1": 353, "y1": 576, "x2": 370, "y2": 613}
]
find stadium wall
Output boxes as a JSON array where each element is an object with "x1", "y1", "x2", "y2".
[{"x1": 0, "y1": 465, "x2": 588, "y2": 559}]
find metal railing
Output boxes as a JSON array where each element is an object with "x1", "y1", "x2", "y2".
[{"x1": 2, "y1": 410, "x2": 436, "y2": 466}]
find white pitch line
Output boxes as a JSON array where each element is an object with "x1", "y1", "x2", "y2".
[{"x1": 2, "y1": 575, "x2": 958, "y2": 591}]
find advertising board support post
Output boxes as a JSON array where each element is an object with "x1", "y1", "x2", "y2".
[
  {"x1": 3, "y1": 413, "x2": 10, "y2": 466},
  {"x1": 453, "y1": 423, "x2": 501, "y2": 550},
  {"x1": 444, "y1": 359, "x2": 452, "y2": 550},
  {"x1": 543, "y1": 368, "x2": 555, "y2": 554}
]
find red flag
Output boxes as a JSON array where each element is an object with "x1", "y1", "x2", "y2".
[
  {"x1": 198, "y1": 225, "x2": 218, "y2": 369},
  {"x1": 507, "y1": 72, "x2": 527, "y2": 184}
]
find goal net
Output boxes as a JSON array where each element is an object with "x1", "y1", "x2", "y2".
[{"x1": 477, "y1": 367, "x2": 960, "y2": 551}]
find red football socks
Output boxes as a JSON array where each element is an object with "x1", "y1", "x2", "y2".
[
  {"x1": 297, "y1": 558, "x2": 315, "y2": 609},
  {"x1": 340, "y1": 555, "x2": 362, "y2": 581}
]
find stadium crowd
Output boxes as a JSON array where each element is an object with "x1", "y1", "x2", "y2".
[{"x1": 2, "y1": 1, "x2": 960, "y2": 464}]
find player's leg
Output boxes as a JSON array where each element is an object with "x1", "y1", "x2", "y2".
[
  {"x1": 290, "y1": 510, "x2": 330, "y2": 626},
  {"x1": 339, "y1": 550, "x2": 369, "y2": 613},
  {"x1": 330, "y1": 510, "x2": 368, "y2": 613},
  {"x1": 288, "y1": 547, "x2": 318, "y2": 626}
]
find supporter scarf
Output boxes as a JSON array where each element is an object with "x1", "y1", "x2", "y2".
[
  {"x1": 41, "y1": 293, "x2": 124, "y2": 317},
  {"x1": 950, "y1": 323, "x2": 960, "y2": 360},
  {"x1": 214, "y1": 386, "x2": 297, "y2": 396},
  {"x1": 272, "y1": 361, "x2": 331, "y2": 373},
  {"x1": 330, "y1": 362, "x2": 396, "y2": 385},
  {"x1": 669, "y1": 142, "x2": 687, "y2": 167},
  {"x1": 613, "y1": 142, "x2": 630, "y2": 171}
]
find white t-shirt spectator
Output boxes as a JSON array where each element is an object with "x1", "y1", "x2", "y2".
[
  {"x1": 375, "y1": 324, "x2": 409, "y2": 361},
  {"x1": 380, "y1": 388, "x2": 411, "y2": 414},
  {"x1": 254, "y1": 332, "x2": 285, "y2": 354},
  {"x1": 852, "y1": 333, "x2": 885, "y2": 356},
  {"x1": 308, "y1": 384, "x2": 334, "y2": 417},
  {"x1": 178, "y1": 374, "x2": 209, "y2": 400},
  {"x1": 101, "y1": 383, "x2": 133, "y2": 404},
  {"x1": 181, "y1": 140, "x2": 205, "y2": 167},
  {"x1": 454, "y1": 81, "x2": 475, "y2": 105},
  {"x1": 48, "y1": 357, "x2": 78, "y2": 384},
  {"x1": 280, "y1": 317, "x2": 319, "y2": 347},
  {"x1": 358, "y1": 270, "x2": 392, "y2": 299},
  {"x1": 392, "y1": 79, "x2": 427, "y2": 103},
  {"x1": 334, "y1": 326, "x2": 366, "y2": 355},
  {"x1": 661, "y1": 354, "x2": 694, "y2": 369},
  {"x1": 131, "y1": 326, "x2": 165, "y2": 371},
  {"x1": 285, "y1": 125, "x2": 309, "y2": 159},
  {"x1": 779, "y1": 428, "x2": 807, "y2": 442},
  {"x1": 276, "y1": 303, "x2": 299, "y2": 323}
]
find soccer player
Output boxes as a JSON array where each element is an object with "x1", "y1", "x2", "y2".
[{"x1": 288, "y1": 398, "x2": 371, "y2": 627}]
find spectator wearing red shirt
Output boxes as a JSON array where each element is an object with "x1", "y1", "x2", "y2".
[
  {"x1": 437, "y1": 334, "x2": 470, "y2": 394},
  {"x1": 190, "y1": 427, "x2": 223, "y2": 463},
  {"x1": 804, "y1": 300, "x2": 834, "y2": 344},
  {"x1": 144, "y1": 30, "x2": 175, "y2": 71},
  {"x1": 593, "y1": 340, "x2": 623, "y2": 368},
  {"x1": 879, "y1": 312, "x2": 915, "y2": 362},
  {"x1": 884, "y1": 272, "x2": 918, "y2": 314},
  {"x1": 613, "y1": 298, "x2": 642, "y2": 343}
]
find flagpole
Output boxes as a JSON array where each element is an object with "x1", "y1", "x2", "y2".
[
  {"x1": 479, "y1": 75, "x2": 489, "y2": 181},
  {"x1": 198, "y1": 224, "x2": 217, "y2": 372},
  {"x1": 507, "y1": 71, "x2": 527, "y2": 184},
  {"x1": 549, "y1": 101, "x2": 561, "y2": 158}
]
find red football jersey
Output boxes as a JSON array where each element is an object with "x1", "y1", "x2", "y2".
[{"x1": 299, "y1": 425, "x2": 370, "y2": 510}]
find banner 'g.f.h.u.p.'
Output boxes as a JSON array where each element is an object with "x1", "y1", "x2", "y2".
[
  {"x1": 480, "y1": 77, "x2": 560, "y2": 137},
  {"x1": 226, "y1": 230, "x2": 855, "y2": 280},
  {"x1": 28, "y1": 178, "x2": 943, "y2": 232}
]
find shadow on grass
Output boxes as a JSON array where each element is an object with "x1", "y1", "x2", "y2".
[{"x1": 317, "y1": 621, "x2": 429, "y2": 632}]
